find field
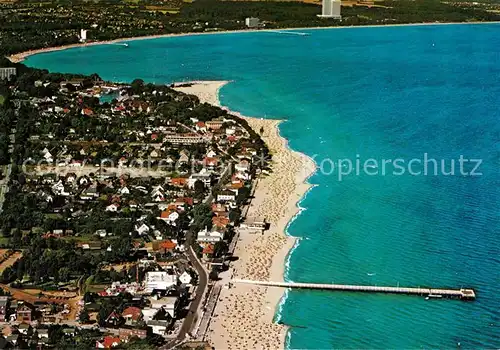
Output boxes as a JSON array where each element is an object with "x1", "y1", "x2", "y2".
[
  {"x1": 0, "y1": 283, "x2": 82, "y2": 321},
  {"x1": 0, "y1": 250, "x2": 22, "y2": 274}
]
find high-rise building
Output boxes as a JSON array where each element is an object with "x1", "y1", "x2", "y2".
[
  {"x1": 318, "y1": 0, "x2": 341, "y2": 19},
  {"x1": 80, "y1": 29, "x2": 88, "y2": 42},
  {"x1": 0, "y1": 68, "x2": 16, "y2": 81},
  {"x1": 245, "y1": 17, "x2": 260, "y2": 28}
]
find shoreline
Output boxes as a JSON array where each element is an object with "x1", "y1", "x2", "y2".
[
  {"x1": 8, "y1": 20, "x2": 500, "y2": 63},
  {"x1": 173, "y1": 81, "x2": 316, "y2": 349}
]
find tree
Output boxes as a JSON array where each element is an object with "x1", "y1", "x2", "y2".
[
  {"x1": 59, "y1": 267, "x2": 71, "y2": 282},
  {"x1": 193, "y1": 180, "x2": 205, "y2": 198},
  {"x1": 79, "y1": 309, "x2": 90, "y2": 324},
  {"x1": 259, "y1": 126, "x2": 264, "y2": 135},
  {"x1": 131, "y1": 79, "x2": 144, "y2": 94},
  {"x1": 192, "y1": 204, "x2": 213, "y2": 231}
]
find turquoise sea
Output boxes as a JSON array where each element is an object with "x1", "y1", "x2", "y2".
[{"x1": 25, "y1": 24, "x2": 500, "y2": 349}]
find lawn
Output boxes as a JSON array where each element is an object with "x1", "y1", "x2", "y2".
[{"x1": 0, "y1": 96, "x2": 5, "y2": 105}]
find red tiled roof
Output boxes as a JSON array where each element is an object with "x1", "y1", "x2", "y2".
[
  {"x1": 171, "y1": 178, "x2": 187, "y2": 187},
  {"x1": 176, "y1": 197, "x2": 194, "y2": 206},
  {"x1": 160, "y1": 240, "x2": 177, "y2": 250},
  {"x1": 212, "y1": 216, "x2": 230, "y2": 227},
  {"x1": 121, "y1": 306, "x2": 142, "y2": 321},
  {"x1": 82, "y1": 108, "x2": 94, "y2": 116},
  {"x1": 202, "y1": 244, "x2": 215, "y2": 255},
  {"x1": 160, "y1": 210, "x2": 173, "y2": 219},
  {"x1": 102, "y1": 336, "x2": 121, "y2": 348}
]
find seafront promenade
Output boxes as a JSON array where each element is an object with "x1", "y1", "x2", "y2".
[{"x1": 232, "y1": 280, "x2": 476, "y2": 300}]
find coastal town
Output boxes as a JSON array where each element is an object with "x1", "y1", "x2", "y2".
[
  {"x1": 0, "y1": 0, "x2": 496, "y2": 347},
  {"x1": 0, "y1": 64, "x2": 317, "y2": 349}
]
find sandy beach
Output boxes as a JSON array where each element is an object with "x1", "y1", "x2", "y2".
[
  {"x1": 174, "y1": 81, "x2": 316, "y2": 349},
  {"x1": 8, "y1": 21, "x2": 500, "y2": 64}
]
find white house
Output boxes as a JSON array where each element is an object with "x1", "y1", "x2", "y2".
[
  {"x1": 147, "y1": 320, "x2": 170, "y2": 336},
  {"x1": 188, "y1": 172, "x2": 212, "y2": 189},
  {"x1": 52, "y1": 180, "x2": 69, "y2": 196},
  {"x1": 106, "y1": 204, "x2": 120, "y2": 212},
  {"x1": 235, "y1": 171, "x2": 251, "y2": 181},
  {"x1": 158, "y1": 210, "x2": 179, "y2": 225},
  {"x1": 95, "y1": 229, "x2": 108, "y2": 238},
  {"x1": 235, "y1": 160, "x2": 251, "y2": 172},
  {"x1": 217, "y1": 190, "x2": 236, "y2": 202},
  {"x1": 150, "y1": 296, "x2": 179, "y2": 318},
  {"x1": 119, "y1": 186, "x2": 130, "y2": 195},
  {"x1": 135, "y1": 223, "x2": 150, "y2": 236},
  {"x1": 141, "y1": 307, "x2": 159, "y2": 322},
  {"x1": 197, "y1": 227, "x2": 224, "y2": 243},
  {"x1": 178, "y1": 271, "x2": 192, "y2": 285},
  {"x1": 144, "y1": 271, "x2": 177, "y2": 293}
]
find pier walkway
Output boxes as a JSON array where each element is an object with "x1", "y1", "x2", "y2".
[{"x1": 232, "y1": 279, "x2": 476, "y2": 300}]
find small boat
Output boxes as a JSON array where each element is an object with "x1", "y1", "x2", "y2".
[{"x1": 427, "y1": 294, "x2": 443, "y2": 299}]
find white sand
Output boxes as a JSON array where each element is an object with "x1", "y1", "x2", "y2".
[{"x1": 174, "y1": 81, "x2": 316, "y2": 349}]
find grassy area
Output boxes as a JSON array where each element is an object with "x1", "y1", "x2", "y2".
[{"x1": 0, "y1": 96, "x2": 5, "y2": 106}]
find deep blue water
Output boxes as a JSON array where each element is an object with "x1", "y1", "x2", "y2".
[{"x1": 26, "y1": 24, "x2": 500, "y2": 349}]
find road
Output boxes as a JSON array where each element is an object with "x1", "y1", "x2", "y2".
[
  {"x1": 162, "y1": 163, "x2": 232, "y2": 348},
  {"x1": 161, "y1": 245, "x2": 208, "y2": 349}
]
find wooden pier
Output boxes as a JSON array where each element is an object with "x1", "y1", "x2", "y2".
[{"x1": 232, "y1": 279, "x2": 476, "y2": 301}]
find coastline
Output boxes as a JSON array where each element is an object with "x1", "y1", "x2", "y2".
[
  {"x1": 173, "y1": 81, "x2": 316, "y2": 349},
  {"x1": 8, "y1": 21, "x2": 500, "y2": 64}
]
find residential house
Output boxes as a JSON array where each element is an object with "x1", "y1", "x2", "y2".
[
  {"x1": 141, "y1": 308, "x2": 159, "y2": 323},
  {"x1": 150, "y1": 296, "x2": 179, "y2": 318},
  {"x1": 147, "y1": 320, "x2": 170, "y2": 336},
  {"x1": 235, "y1": 159, "x2": 251, "y2": 172},
  {"x1": 119, "y1": 327, "x2": 148, "y2": 342},
  {"x1": 121, "y1": 307, "x2": 143, "y2": 326},
  {"x1": 18, "y1": 323, "x2": 31, "y2": 335},
  {"x1": 197, "y1": 227, "x2": 224, "y2": 243},
  {"x1": 170, "y1": 177, "x2": 188, "y2": 188},
  {"x1": 158, "y1": 210, "x2": 179, "y2": 225},
  {"x1": 187, "y1": 173, "x2": 212, "y2": 189},
  {"x1": 105, "y1": 311, "x2": 122, "y2": 327},
  {"x1": 217, "y1": 190, "x2": 236, "y2": 202},
  {"x1": 36, "y1": 328, "x2": 49, "y2": 339},
  {"x1": 135, "y1": 223, "x2": 150, "y2": 236},
  {"x1": 178, "y1": 271, "x2": 192, "y2": 285},
  {"x1": 78, "y1": 241, "x2": 102, "y2": 250},
  {"x1": 202, "y1": 244, "x2": 215, "y2": 261},
  {"x1": 106, "y1": 203, "x2": 120, "y2": 212},
  {"x1": 152, "y1": 240, "x2": 177, "y2": 254},
  {"x1": 16, "y1": 302, "x2": 34, "y2": 323},
  {"x1": 213, "y1": 216, "x2": 230, "y2": 228},
  {"x1": 195, "y1": 121, "x2": 206, "y2": 132},
  {"x1": 119, "y1": 186, "x2": 130, "y2": 195},
  {"x1": 203, "y1": 157, "x2": 218, "y2": 168},
  {"x1": 206, "y1": 119, "x2": 223, "y2": 130},
  {"x1": 145, "y1": 271, "x2": 177, "y2": 293},
  {"x1": 0, "y1": 296, "x2": 9, "y2": 322},
  {"x1": 96, "y1": 336, "x2": 121, "y2": 349},
  {"x1": 95, "y1": 229, "x2": 108, "y2": 238}
]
